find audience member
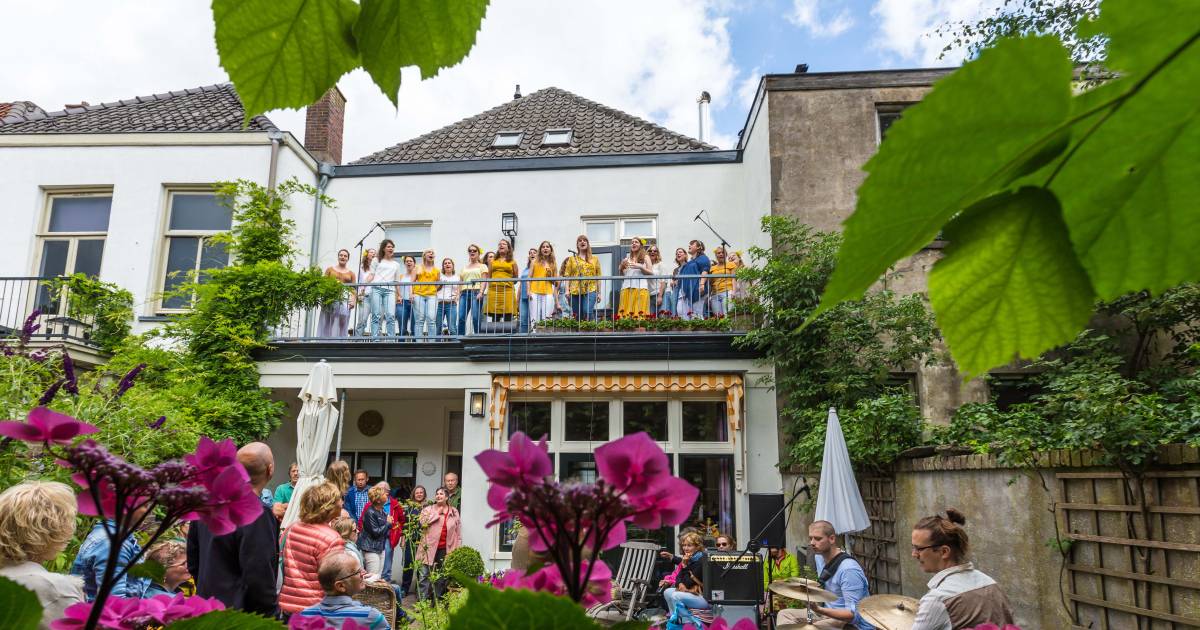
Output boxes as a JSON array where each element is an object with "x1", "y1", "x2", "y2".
[
  {"x1": 143, "y1": 540, "x2": 191, "y2": 598},
  {"x1": 279, "y1": 482, "x2": 346, "y2": 616},
  {"x1": 344, "y1": 470, "x2": 372, "y2": 518},
  {"x1": 70, "y1": 504, "x2": 149, "y2": 600},
  {"x1": 443, "y1": 472, "x2": 461, "y2": 511},
  {"x1": 0, "y1": 481, "x2": 85, "y2": 629},
  {"x1": 293, "y1": 552, "x2": 391, "y2": 630},
  {"x1": 417, "y1": 487, "x2": 461, "y2": 602},
  {"x1": 359, "y1": 486, "x2": 390, "y2": 575}
]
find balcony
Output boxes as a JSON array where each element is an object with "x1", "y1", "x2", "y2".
[
  {"x1": 263, "y1": 274, "x2": 760, "y2": 362},
  {"x1": 0, "y1": 277, "x2": 104, "y2": 357}
]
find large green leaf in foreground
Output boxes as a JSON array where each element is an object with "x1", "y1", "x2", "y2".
[
  {"x1": 169, "y1": 610, "x2": 284, "y2": 629},
  {"x1": 1050, "y1": 0, "x2": 1200, "y2": 298},
  {"x1": 816, "y1": 35, "x2": 1073, "y2": 317},
  {"x1": 0, "y1": 577, "x2": 41, "y2": 630},
  {"x1": 355, "y1": 0, "x2": 489, "y2": 106},
  {"x1": 930, "y1": 188, "x2": 1095, "y2": 377},
  {"x1": 448, "y1": 582, "x2": 627, "y2": 630},
  {"x1": 212, "y1": 0, "x2": 361, "y2": 124}
]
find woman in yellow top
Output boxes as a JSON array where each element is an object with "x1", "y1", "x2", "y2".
[
  {"x1": 528, "y1": 240, "x2": 557, "y2": 328},
  {"x1": 412, "y1": 249, "x2": 441, "y2": 340},
  {"x1": 561, "y1": 234, "x2": 601, "y2": 322},
  {"x1": 458, "y1": 244, "x2": 488, "y2": 335},
  {"x1": 485, "y1": 239, "x2": 518, "y2": 321},
  {"x1": 618, "y1": 238, "x2": 654, "y2": 318},
  {"x1": 707, "y1": 245, "x2": 737, "y2": 317}
]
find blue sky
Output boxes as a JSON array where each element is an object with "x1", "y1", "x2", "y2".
[{"x1": 1, "y1": 0, "x2": 994, "y2": 159}]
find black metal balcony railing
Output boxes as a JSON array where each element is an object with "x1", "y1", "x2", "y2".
[
  {"x1": 0, "y1": 277, "x2": 98, "y2": 347},
  {"x1": 269, "y1": 274, "x2": 754, "y2": 342}
]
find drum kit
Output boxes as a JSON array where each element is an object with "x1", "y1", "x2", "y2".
[{"x1": 766, "y1": 577, "x2": 918, "y2": 630}]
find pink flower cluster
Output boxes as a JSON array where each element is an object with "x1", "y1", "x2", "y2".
[
  {"x1": 52, "y1": 594, "x2": 225, "y2": 630},
  {"x1": 476, "y1": 431, "x2": 699, "y2": 605},
  {"x1": 289, "y1": 616, "x2": 370, "y2": 630}
]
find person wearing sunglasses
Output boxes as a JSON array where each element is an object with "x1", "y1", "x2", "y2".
[
  {"x1": 910, "y1": 509, "x2": 1013, "y2": 630},
  {"x1": 714, "y1": 534, "x2": 735, "y2": 551},
  {"x1": 294, "y1": 551, "x2": 391, "y2": 629}
]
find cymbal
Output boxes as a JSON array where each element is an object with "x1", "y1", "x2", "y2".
[
  {"x1": 767, "y1": 580, "x2": 837, "y2": 603},
  {"x1": 859, "y1": 594, "x2": 920, "y2": 630}
]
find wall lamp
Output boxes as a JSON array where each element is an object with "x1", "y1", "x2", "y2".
[
  {"x1": 469, "y1": 392, "x2": 487, "y2": 418},
  {"x1": 501, "y1": 212, "x2": 518, "y2": 248}
]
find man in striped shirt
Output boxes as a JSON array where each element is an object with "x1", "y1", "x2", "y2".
[{"x1": 296, "y1": 552, "x2": 391, "y2": 630}]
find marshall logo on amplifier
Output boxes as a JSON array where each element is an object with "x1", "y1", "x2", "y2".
[{"x1": 702, "y1": 552, "x2": 764, "y2": 605}]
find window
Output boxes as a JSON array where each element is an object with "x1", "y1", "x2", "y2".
[
  {"x1": 384, "y1": 223, "x2": 432, "y2": 259},
  {"x1": 159, "y1": 192, "x2": 232, "y2": 310},
  {"x1": 876, "y1": 104, "x2": 912, "y2": 142},
  {"x1": 36, "y1": 193, "x2": 112, "y2": 310},
  {"x1": 542, "y1": 129, "x2": 572, "y2": 146},
  {"x1": 327, "y1": 450, "x2": 418, "y2": 490},
  {"x1": 681, "y1": 401, "x2": 728, "y2": 442},
  {"x1": 492, "y1": 131, "x2": 523, "y2": 148},
  {"x1": 583, "y1": 216, "x2": 658, "y2": 245},
  {"x1": 564, "y1": 401, "x2": 609, "y2": 442},
  {"x1": 624, "y1": 401, "x2": 668, "y2": 441},
  {"x1": 989, "y1": 376, "x2": 1042, "y2": 411},
  {"x1": 446, "y1": 410, "x2": 464, "y2": 482},
  {"x1": 679, "y1": 454, "x2": 735, "y2": 537},
  {"x1": 508, "y1": 401, "x2": 552, "y2": 439},
  {"x1": 559, "y1": 453, "x2": 597, "y2": 483}
]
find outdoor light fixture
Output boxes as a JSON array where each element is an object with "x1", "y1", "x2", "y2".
[
  {"x1": 470, "y1": 392, "x2": 487, "y2": 417},
  {"x1": 501, "y1": 212, "x2": 518, "y2": 241}
]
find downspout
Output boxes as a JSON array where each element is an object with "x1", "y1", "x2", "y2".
[
  {"x1": 304, "y1": 163, "x2": 335, "y2": 338},
  {"x1": 266, "y1": 130, "x2": 284, "y2": 190}
]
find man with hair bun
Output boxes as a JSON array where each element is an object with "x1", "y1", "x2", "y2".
[
  {"x1": 778, "y1": 520, "x2": 873, "y2": 628},
  {"x1": 910, "y1": 508, "x2": 1013, "y2": 630}
]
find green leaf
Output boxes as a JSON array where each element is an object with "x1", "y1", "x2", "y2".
[
  {"x1": 929, "y1": 187, "x2": 1095, "y2": 377},
  {"x1": 1050, "y1": 1, "x2": 1200, "y2": 298},
  {"x1": 815, "y1": 36, "x2": 1073, "y2": 317},
  {"x1": 0, "y1": 577, "x2": 43, "y2": 630},
  {"x1": 447, "y1": 581, "x2": 599, "y2": 630},
  {"x1": 127, "y1": 558, "x2": 166, "y2": 584},
  {"x1": 355, "y1": 0, "x2": 489, "y2": 106},
  {"x1": 212, "y1": 0, "x2": 361, "y2": 124},
  {"x1": 167, "y1": 609, "x2": 285, "y2": 629}
]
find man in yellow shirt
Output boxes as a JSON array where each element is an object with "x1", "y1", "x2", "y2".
[{"x1": 707, "y1": 246, "x2": 736, "y2": 317}]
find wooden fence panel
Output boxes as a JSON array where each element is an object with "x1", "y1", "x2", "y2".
[{"x1": 850, "y1": 476, "x2": 902, "y2": 595}]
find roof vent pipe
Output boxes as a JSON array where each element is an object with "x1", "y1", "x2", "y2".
[
  {"x1": 514, "y1": 84, "x2": 522, "y2": 99},
  {"x1": 697, "y1": 91, "x2": 711, "y2": 143}
]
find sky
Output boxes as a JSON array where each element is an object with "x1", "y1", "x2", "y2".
[{"x1": 1, "y1": 0, "x2": 1003, "y2": 161}]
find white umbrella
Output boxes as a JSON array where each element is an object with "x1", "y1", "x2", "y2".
[
  {"x1": 813, "y1": 407, "x2": 871, "y2": 536},
  {"x1": 280, "y1": 360, "x2": 341, "y2": 529}
]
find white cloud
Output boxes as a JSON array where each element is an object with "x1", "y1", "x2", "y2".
[
  {"x1": 869, "y1": 0, "x2": 1004, "y2": 66},
  {"x1": 788, "y1": 0, "x2": 855, "y2": 38},
  {"x1": 1, "y1": 1, "x2": 743, "y2": 159}
]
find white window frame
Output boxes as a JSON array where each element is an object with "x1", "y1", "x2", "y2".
[
  {"x1": 383, "y1": 220, "x2": 433, "y2": 260},
  {"x1": 581, "y1": 215, "x2": 658, "y2": 246},
  {"x1": 492, "y1": 130, "x2": 524, "y2": 148},
  {"x1": 541, "y1": 128, "x2": 573, "y2": 146},
  {"x1": 33, "y1": 188, "x2": 113, "y2": 279},
  {"x1": 156, "y1": 188, "x2": 232, "y2": 313},
  {"x1": 495, "y1": 392, "x2": 735, "y2": 557},
  {"x1": 875, "y1": 103, "x2": 911, "y2": 144}
]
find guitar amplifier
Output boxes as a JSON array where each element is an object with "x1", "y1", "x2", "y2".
[{"x1": 702, "y1": 552, "x2": 764, "y2": 605}]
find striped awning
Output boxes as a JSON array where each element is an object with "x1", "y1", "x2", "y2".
[{"x1": 487, "y1": 373, "x2": 744, "y2": 444}]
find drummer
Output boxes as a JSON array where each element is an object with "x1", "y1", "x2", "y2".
[
  {"x1": 910, "y1": 509, "x2": 1013, "y2": 629},
  {"x1": 777, "y1": 521, "x2": 873, "y2": 629}
]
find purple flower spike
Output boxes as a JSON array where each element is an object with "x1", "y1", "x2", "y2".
[
  {"x1": 0, "y1": 407, "x2": 98, "y2": 445},
  {"x1": 148, "y1": 415, "x2": 167, "y2": 430},
  {"x1": 38, "y1": 378, "x2": 67, "y2": 405},
  {"x1": 595, "y1": 431, "x2": 671, "y2": 497},
  {"x1": 19, "y1": 310, "x2": 40, "y2": 344},
  {"x1": 113, "y1": 363, "x2": 146, "y2": 399},
  {"x1": 61, "y1": 351, "x2": 79, "y2": 395}
]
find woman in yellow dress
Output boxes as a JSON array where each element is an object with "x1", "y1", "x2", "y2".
[
  {"x1": 618, "y1": 237, "x2": 654, "y2": 318},
  {"x1": 485, "y1": 239, "x2": 518, "y2": 321}
]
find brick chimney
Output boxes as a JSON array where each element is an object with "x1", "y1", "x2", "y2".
[{"x1": 304, "y1": 87, "x2": 346, "y2": 164}]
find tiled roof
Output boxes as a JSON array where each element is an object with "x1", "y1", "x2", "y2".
[
  {"x1": 0, "y1": 84, "x2": 276, "y2": 134},
  {"x1": 0, "y1": 101, "x2": 45, "y2": 120},
  {"x1": 351, "y1": 87, "x2": 716, "y2": 164}
]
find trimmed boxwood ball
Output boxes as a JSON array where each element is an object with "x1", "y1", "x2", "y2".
[{"x1": 443, "y1": 546, "x2": 486, "y2": 586}]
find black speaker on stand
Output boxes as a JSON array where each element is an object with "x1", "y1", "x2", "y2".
[{"x1": 748, "y1": 493, "x2": 787, "y2": 548}]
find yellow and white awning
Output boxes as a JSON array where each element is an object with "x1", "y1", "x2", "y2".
[{"x1": 487, "y1": 373, "x2": 744, "y2": 444}]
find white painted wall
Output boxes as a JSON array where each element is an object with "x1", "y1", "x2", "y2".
[{"x1": 313, "y1": 161, "x2": 767, "y2": 273}]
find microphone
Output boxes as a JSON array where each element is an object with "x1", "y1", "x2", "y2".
[
  {"x1": 694, "y1": 210, "x2": 704, "y2": 221},
  {"x1": 568, "y1": 249, "x2": 578, "y2": 256}
]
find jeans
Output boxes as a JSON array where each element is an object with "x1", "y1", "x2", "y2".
[
  {"x1": 394, "y1": 299, "x2": 413, "y2": 338},
  {"x1": 354, "y1": 294, "x2": 369, "y2": 336},
  {"x1": 660, "y1": 289, "x2": 676, "y2": 317},
  {"x1": 708, "y1": 291, "x2": 729, "y2": 317},
  {"x1": 381, "y1": 540, "x2": 394, "y2": 581},
  {"x1": 663, "y1": 588, "x2": 709, "y2": 614},
  {"x1": 418, "y1": 547, "x2": 448, "y2": 603},
  {"x1": 402, "y1": 541, "x2": 417, "y2": 594},
  {"x1": 370, "y1": 287, "x2": 397, "y2": 337},
  {"x1": 676, "y1": 296, "x2": 705, "y2": 320},
  {"x1": 413, "y1": 295, "x2": 437, "y2": 339},
  {"x1": 519, "y1": 296, "x2": 531, "y2": 333},
  {"x1": 458, "y1": 289, "x2": 482, "y2": 334},
  {"x1": 569, "y1": 291, "x2": 596, "y2": 321},
  {"x1": 436, "y1": 301, "x2": 458, "y2": 336}
]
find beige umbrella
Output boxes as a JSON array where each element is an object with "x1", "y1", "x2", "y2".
[{"x1": 280, "y1": 360, "x2": 340, "y2": 529}]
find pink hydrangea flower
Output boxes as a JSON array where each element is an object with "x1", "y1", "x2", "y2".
[
  {"x1": 0, "y1": 406, "x2": 97, "y2": 445},
  {"x1": 594, "y1": 431, "x2": 671, "y2": 496},
  {"x1": 494, "y1": 561, "x2": 613, "y2": 608},
  {"x1": 198, "y1": 464, "x2": 265, "y2": 535},
  {"x1": 476, "y1": 431, "x2": 552, "y2": 489},
  {"x1": 709, "y1": 617, "x2": 758, "y2": 630},
  {"x1": 628, "y1": 476, "x2": 701, "y2": 529},
  {"x1": 52, "y1": 594, "x2": 225, "y2": 629},
  {"x1": 184, "y1": 436, "x2": 245, "y2": 485}
]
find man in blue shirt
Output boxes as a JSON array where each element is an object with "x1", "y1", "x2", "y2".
[
  {"x1": 296, "y1": 551, "x2": 391, "y2": 629},
  {"x1": 777, "y1": 520, "x2": 874, "y2": 629},
  {"x1": 344, "y1": 469, "x2": 372, "y2": 518},
  {"x1": 675, "y1": 240, "x2": 710, "y2": 320}
]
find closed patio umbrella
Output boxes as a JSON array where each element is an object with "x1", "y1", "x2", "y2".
[
  {"x1": 280, "y1": 359, "x2": 341, "y2": 529},
  {"x1": 813, "y1": 407, "x2": 871, "y2": 537}
]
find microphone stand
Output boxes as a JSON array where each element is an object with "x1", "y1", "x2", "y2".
[
  {"x1": 354, "y1": 223, "x2": 383, "y2": 336},
  {"x1": 693, "y1": 210, "x2": 733, "y2": 252},
  {"x1": 721, "y1": 481, "x2": 808, "y2": 630}
]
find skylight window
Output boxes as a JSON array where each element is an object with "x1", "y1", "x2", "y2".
[
  {"x1": 492, "y1": 131, "x2": 523, "y2": 148},
  {"x1": 542, "y1": 129, "x2": 573, "y2": 146}
]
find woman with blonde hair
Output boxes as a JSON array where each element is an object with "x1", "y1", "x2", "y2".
[
  {"x1": 413, "y1": 249, "x2": 441, "y2": 340},
  {"x1": 458, "y1": 244, "x2": 488, "y2": 334},
  {"x1": 485, "y1": 239, "x2": 518, "y2": 323},
  {"x1": 661, "y1": 530, "x2": 709, "y2": 627},
  {"x1": 562, "y1": 234, "x2": 601, "y2": 322},
  {"x1": 0, "y1": 481, "x2": 85, "y2": 629},
  {"x1": 354, "y1": 248, "x2": 375, "y2": 336},
  {"x1": 436, "y1": 257, "x2": 461, "y2": 337},
  {"x1": 358, "y1": 486, "x2": 391, "y2": 574},
  {"x1": 279, "y1": 482, "x2": 346, "y2": 616},
  {"x1": 528, "y1": 240, "x2": 558, "y2": 328},
  {"x1": 324, "y1": 460, "x2": 352, "y2": 519},
  {"x1": 617, "y1": 237, "x2": 654, "y2": 318}
]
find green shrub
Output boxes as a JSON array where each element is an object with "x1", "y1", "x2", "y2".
[
  {"x1": 443, "y1": 546, "x2": 486, "y2": 586},
  {"x1": 790, "y1": 391, "x2": 924, "y2": 473}
]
